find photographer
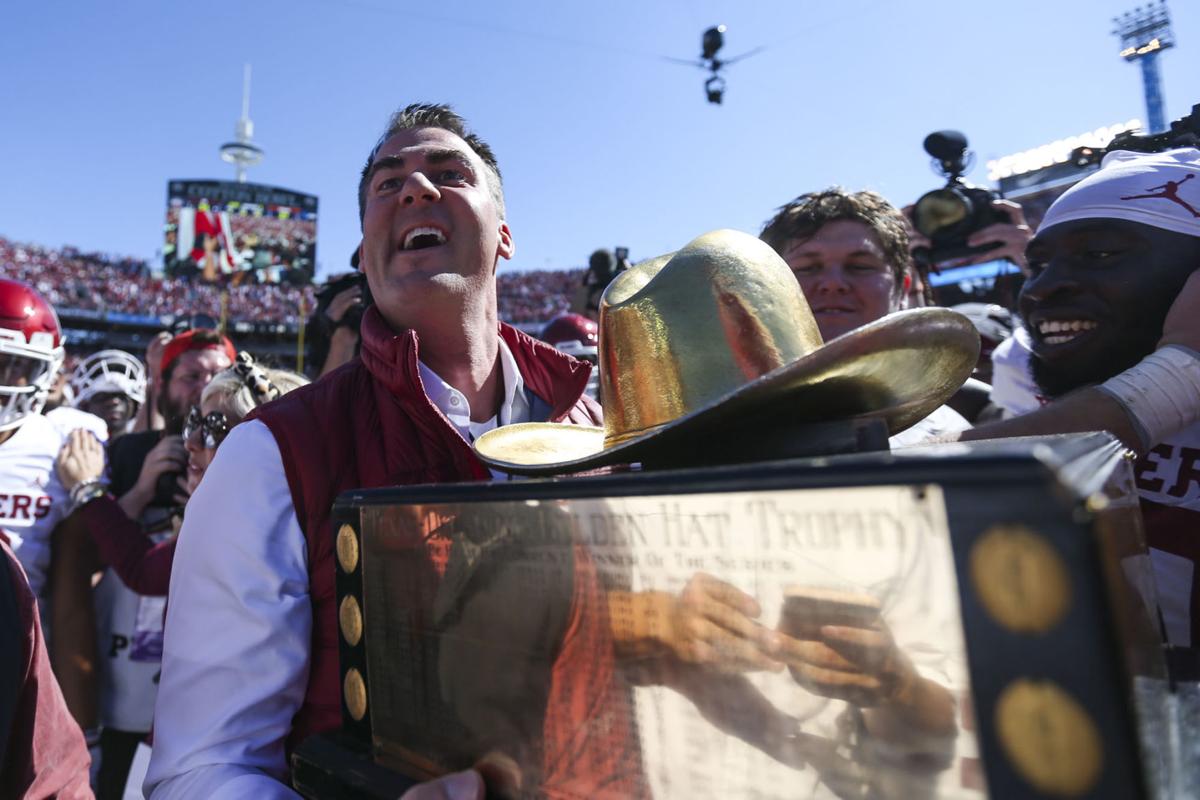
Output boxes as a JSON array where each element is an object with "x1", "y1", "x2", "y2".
[
  {"x1": 306, "y1": 267, "x2": 365, "y2": 379},
  {"x1": 904, "y1": 196, "x2": 1034, "y2": 310},
  {"x1": 573, "y1": 248, "x2": 627, "y2": 321},
  {"x1": 53, "y1": 328, "x2": 234, "y2": 799},
  {"x1": 905, "y1": 131, "x2": 1034, "y2": 311}
]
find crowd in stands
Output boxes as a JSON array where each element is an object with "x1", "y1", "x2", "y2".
[
  {"x1": 1, "y1": 236, "x2": 319, "y2": 326},
  {"x1": 0, "y1": 235, "x2": 585, "y2": 327},
  {"x1": 495, "y1": 267, "x2": 583, "y2": 323}
]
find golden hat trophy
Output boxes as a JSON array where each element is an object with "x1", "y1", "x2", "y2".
[
  {"x1": 293, "y1": 230, "x2": 1182, "y2": 800},
  {"x1": 476, "y1": 229, "x2": 978, "y2": 473}
]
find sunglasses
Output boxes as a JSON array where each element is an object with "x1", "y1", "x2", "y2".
[{"x1": 183, "y1": 406, "x2": 230, "y2": 449}]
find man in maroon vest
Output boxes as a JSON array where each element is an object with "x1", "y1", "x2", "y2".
[{"x1": 146, "y1": 104, "x2": 637, "y2": 800}]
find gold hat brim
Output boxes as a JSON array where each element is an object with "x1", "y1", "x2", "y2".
[{"x1": 475, "y1": 307, "x2": 979, "y2": 476}]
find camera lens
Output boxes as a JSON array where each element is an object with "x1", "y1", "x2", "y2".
[{"x1": 913, "y1": 188, "x2": 971, "y2": 238}]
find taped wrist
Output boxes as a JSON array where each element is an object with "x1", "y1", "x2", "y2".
[
  {"x1": 1097, "y1": 345, "x2": 1200, "y2": 449},
  {"x1": 67, "y1": 479, "x2": 108, "y2": 516}
]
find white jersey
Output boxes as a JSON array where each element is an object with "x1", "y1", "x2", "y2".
[
  {"x1": 95, "y1": 556, "x2": 168, "y2": 733},
  {"x1": 889, "y1": 404, "x2": 972, "y2": 448},
  {"x1": 990, "y1": 331, "x2": 1200, "y2": 645},
  {"x1": 988, "y1": 326, "x2": 1041, "y2": 418},
  {"x1": 46, "y1": 405, "x2": 110, "y2": 441},
  {"x1": 0, "y1": 412, "x2": 105, "y2": 600}
]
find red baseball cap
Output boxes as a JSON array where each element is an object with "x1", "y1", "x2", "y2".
[{"x1": 160, "y1": 330, "x2": 237, "y2": 374}]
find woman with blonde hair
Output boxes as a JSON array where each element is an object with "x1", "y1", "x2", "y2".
[{"x1": 56, "y1": 353, "x2": 308, "y2": 595}]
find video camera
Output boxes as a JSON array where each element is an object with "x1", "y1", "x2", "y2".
[
  {"x1": 315, "y1": 270, "x2": 368, "y2": 332},
  {"x1": 1071, "y1": 102, "x2": 1200, "y2": 165},
  {"x1": 910, "y1": 130, "x2": 1010, "y2": 268}
]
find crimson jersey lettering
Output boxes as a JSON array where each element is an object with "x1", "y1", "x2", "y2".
[
  {"x1": 992, "y1": 329, "x2": 1200, "y2": 646},
  {"x1": 0, "y1": 412, "x2": 106, "y2": 600}
]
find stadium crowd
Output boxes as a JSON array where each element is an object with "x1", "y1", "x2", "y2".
[
  {"x1": 1, "y1": 235, "x2": 583, "y2": 327},
  {"x1": 2, "y1": 100, "x2": 1199, "y2": 800},
  {"x1": 1, "y1": 236, "x2": 319, "y2": 326}
]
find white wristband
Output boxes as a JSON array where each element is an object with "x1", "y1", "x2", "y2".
[{"x1": 1097, "y1": 345, "x2": 1200, "y2": 448}]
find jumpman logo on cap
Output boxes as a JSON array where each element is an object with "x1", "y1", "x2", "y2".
[{"x1": 1120, "y1": 173, "x2": 1200, "y2": 218}]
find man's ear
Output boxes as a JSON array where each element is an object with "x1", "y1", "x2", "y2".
[{"x1": 497, "y1": 222, "x2": 515, "y2": 261}]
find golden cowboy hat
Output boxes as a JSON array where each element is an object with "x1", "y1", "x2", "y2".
[{"x1": 475, "y1": 229, "x2": 978, "y2": 475}]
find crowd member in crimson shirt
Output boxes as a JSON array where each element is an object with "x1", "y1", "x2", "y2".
[
  {"x1": 147, "y1": 104, "x2": 641, "y2": 799},
  {"x1": 0, "y1": 536, "x2": 91, "y2": 799}
]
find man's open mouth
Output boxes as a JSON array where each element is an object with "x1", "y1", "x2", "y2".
[
  {"x1": 1035, "y1": 318, "x2": 1097, "y2": 346},
  {"x1": 401, "y1": 226, "x2": 447, "y2": 251}
]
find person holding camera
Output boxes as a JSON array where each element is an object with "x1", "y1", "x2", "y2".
[
  {"x1": 54, "y1": 354, "x2": 308, "y2": 599},
  {"x1": 49, "y1": 327, "x2": 234, "y2": 799},
  {"x1": 306, "y1": 268, "x2": 365, "y2": 379},
  {"x1": 573, "y1": 248, "x2": 627, "y2": 321}
]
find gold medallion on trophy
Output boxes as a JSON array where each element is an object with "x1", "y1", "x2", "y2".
[
  {"x1": 994, "y1": 679, "x2": 1103, "y2": 795},
  {"x1": 339, "y1": 595, "x2": 363, "y2": 647},
  {"x1": 970, "y1": 524, "x2": 1071, "y2": 634},
  {"x1": 337, "y1": 523, "x2": 360, "y2": 573},
  {"x1": 344, "y1": 667, "x2": 368, "y2": 722}
]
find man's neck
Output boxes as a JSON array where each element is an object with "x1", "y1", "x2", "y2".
[{"x1": 411, "y1": 303, "x2": 504, "y2": 424}]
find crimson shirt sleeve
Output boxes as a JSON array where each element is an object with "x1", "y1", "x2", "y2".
[
  {"x1": 0, "y1": 539, "x2": 92, "y2": 799},
  {"x1": 540, "y1": 540, "x2": 647, "y2": 799},
  {"x1": 82, "y1": 494, "x2": 174, "y2": 596}
]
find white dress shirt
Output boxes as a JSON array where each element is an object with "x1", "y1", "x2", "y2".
[
  {"x1": 146, "y1": 340, "x2": 533, "y2": 799},
  {"x1": 417, "y1": 338, "x2": 531, "y2": 480}
]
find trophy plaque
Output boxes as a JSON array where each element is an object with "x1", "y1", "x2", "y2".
[{"x1": 292, "y1": 433, "x2": 1174, "y2": 799}]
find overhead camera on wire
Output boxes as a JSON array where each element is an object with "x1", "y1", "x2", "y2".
[
  {"x1": 664, "y1": 25, "x2": 763, "y2": 105},
  {"x1": 910, "y1": 130, "x2": 1010, "y2": 268}
]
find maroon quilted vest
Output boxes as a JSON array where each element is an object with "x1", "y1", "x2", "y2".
[{"x1": 247, "y1": 306, "x2": 599, "y2": 754}]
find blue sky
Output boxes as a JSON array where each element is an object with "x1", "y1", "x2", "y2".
[{"x1": 2, "y1": 0, "x2": 1197, "y2": 280}]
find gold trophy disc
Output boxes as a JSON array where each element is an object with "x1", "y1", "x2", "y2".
[
  {"x1": 339, "y1": 595, "x2": 363, "y2": 647},
  {"x1": 970, "y1": 524, "x2": 1071, "y2": 634},
  {"x1": 344, "y1": 668, "x2": 368, "y2": 721},
  {"x1": 336, "y1": 524, "x2": 360, "y2": 573},
  {"x1": 994, "y1": 679, "x2": 1103, "y2": 796}
]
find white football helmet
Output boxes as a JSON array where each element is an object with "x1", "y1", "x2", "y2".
[
  {"x1": 0, "y1": 279, "x2": 65, "y2": 432},
  {"x1": 70, "y1": 349, "x2": 147, "y2": 411}
]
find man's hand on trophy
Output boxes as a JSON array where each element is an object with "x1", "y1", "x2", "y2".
[
  {"x1": 663, "y1": 573, "x2": 785, "y2": 673},
  {"x1": 399, "y1": 769, "x2": 485, "y2": 800}
]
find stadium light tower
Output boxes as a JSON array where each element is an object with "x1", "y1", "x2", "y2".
[
  {"x1": 1112, "y1": 1, "x2": 1176, "y2": 133},
  {"x1": 219, "y1": 63, "x2": 264, "y2": 183}
]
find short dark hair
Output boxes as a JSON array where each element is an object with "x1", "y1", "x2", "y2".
[
  {"x1": 357, "y1": 103, "x2": 505, "y2": 227},
  {"x1": 759, "y1": 188, "x2": 911, "y2": 284}
]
